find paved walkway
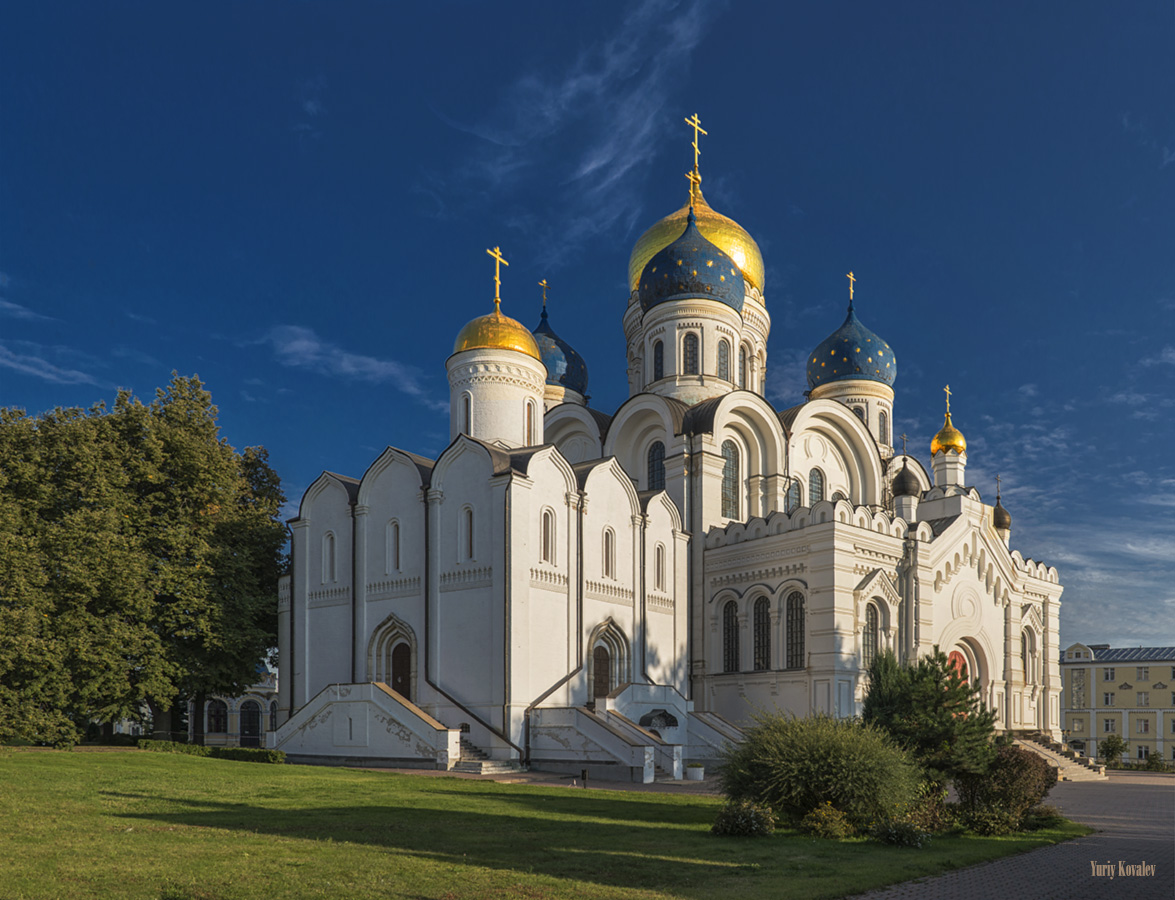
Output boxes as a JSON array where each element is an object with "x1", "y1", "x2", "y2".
[{"x1": 848, "y1": 772, "x2": 1174, "y2": 900}]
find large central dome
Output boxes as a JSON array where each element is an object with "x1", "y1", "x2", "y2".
[{"x1": 628, "y1": 187, "x2": 764, "y2": 297}]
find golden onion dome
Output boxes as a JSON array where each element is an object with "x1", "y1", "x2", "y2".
[
  {"x1": 627, "y1": 187, "x2": 764, "y2": 296},
  {"x1": 931, "y1": 411, "x2": 967, "y2": 456},
  {"x1": 453, "y1": 305, "x2": 542, "y2": 361}
]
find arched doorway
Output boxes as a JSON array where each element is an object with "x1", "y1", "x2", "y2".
[
  {"x1": 592, "y1": 646, "x2": 611, "y2": 701},
  {"x1": 239, "y1": 700, "x2": 261, "y2": 748},
  {"x1": 947, "y1": 649, "x2": 968, "y2": 680},
  {"x1": 391, "y1": 642, "x2": 412, "y2": 700}
]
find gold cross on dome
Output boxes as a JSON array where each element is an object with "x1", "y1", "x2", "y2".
[
  {"x1": 685, "y1": 169, "x2": 701, "y2": 206},
  {"x1": 684, "y1": 113, "x2": 707, "y2": 172},
  {"x1": 538, "y1": 278, "x2": 549, "y2": 309},
  {"x1": 944, "y1": 384, "x2": 952, "y2": 414},
  {"x1": 846, "y1": 271, "x2": 856, "y2": 301},
  {"x1": 486, "y1": 246, "x2": 509, "y2": 310}
]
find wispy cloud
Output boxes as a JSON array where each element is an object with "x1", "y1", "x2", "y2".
[
  {"x1": 0, "y1": 341, "x2": 99, "y2": 385},
  {"x1": 1122, "y1": 112, "x2": 1175, "y2": 171},
  {"x1": 259, "y1": 325, "x2": 447, "y2": 412},
  {"x1": 427, "y1": 0, "x2": 716, "y2": 268},
  {"x1": 1141, "y1": 345, "x2": 1175, "y2": 367},
  {"x1": 112, "y1": 346, "x2": 162, "y2": 367},
  {"x1": 124, "y1": 311, "x2": 157, "y2": 325},
  {"x1": 0, "y1": 299, "x2": 54, "y2": 321}
]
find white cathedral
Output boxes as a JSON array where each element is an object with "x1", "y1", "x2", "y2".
[{"x1": 271, "y1": 132, "x2": 1063, "y2": 781}]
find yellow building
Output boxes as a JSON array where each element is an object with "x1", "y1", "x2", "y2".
[{"x1": 1061, "y1": 643, "x2": 1174, "y2": 763}]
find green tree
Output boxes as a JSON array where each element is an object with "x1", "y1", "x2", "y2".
[
  {"x1": 862, "y1": 648, "x2": 997, "y2": 786},
  {"x1": 0, "y1": 375, "x2": 286, "y2": 745},
  {"x1": 1098, "y1": 733, "x2": 1128, "y2": 767}
]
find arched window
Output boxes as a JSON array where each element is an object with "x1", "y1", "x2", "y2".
[
  {"x1": 753, "y1": 597, "x2": 770, "y2": 671},
  {"x1": 683, "y1": 333, "x2": 699, "y2": 375},
  {"x1": 653, "y1": 340, "x2": 664, "y2": 381},
  {"x1": 723, "y1": 600, "x2": 739, "y2": 673},
  {"x1": 525, "y1": 400, "x2": 535, "y2": 445},
  {"x1": 654, "y1": 544, "x2": 665, "y2": 592},
  {"x1": 808, "y1": 468, "x2": 825, "y2": 506},
  {"x1": 239, "y1": 700, "x2": 261, "y2": 747},
  {"x1": 386, "y1": 520, "x2": 400, "y2": 574},
  {"x1": 541, "y1": 509, "x2": 555, "y2": 564},
  {"x1": 786, "y1": 480, "x2": 802, "y2": 513},
  {"x1": 463, "y1": 508, "x2": 474, "y2": 561},
  {"x1": 647, "y1": 441, "x2": 665, "y2": 491},
  {"x1": 206, "y1": 699, "x2": 228, "y2": 734},
  {"x1": 717, "y1": 339, "x2": 730, "y2": 381},
  {"x1": 322, "y1": 532, "x2": 336, "y2": 583},
  {"x1": 739, "y1": 346, "x2": 748, "y2": 389},
  {"x1": 603, "y1": 529, "x2": 615, "y2": 579},
  {"x1": 786, "y1": 591, "x2": 805, "y2": 669},
  {"x1": 832, "y1": 491, "x2": 846, "y2": 502},
  {"x1": 863, "y1": 604, "x2": 879, "y2": 669},
  {"x1": 879, "y1": 410, "x2": 890, "y2": 445},
  {"x1": 462, "y1": 393, "x2": 472, "y2": 434},
  {"x1": 1022, "y1": 629, "x2": 1034, "y2": 682},
  {"x1": 853, "y1": 406, "x2": 865, "y2": 422},
  {"x1": 721, "y1": 440, "x2": 740, "y2": 519}
]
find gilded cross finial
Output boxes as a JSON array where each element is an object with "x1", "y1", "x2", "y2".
[
  {"x1": 538, "y1": 278, "x2": 549, "y2": 310},
  {"x1": 685, "y1": 169, "x2": 701, "y2": 207},
  {"x1": 943, "y1": 384, "x2": 952, "y2": 415},
  {"x1": 900, "y1": 433, "x2": 908, "y2": 456},
  {"x1": 486, "y1": 246, "x2": 509, "y2": 311},
  {"x1": 684, "y1": 113, "x2": 707, "y2": 173},
  {"x1": 846, "y1": 271, "x2": 856, "y2": 308}
]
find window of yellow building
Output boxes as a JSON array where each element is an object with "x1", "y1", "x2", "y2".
[
  {"x1": 1137, "y1": 719, "x2": 1150, "y2": 734},
  {"x1": 1103, "y1": 692, "x2": 1115, "y2": 706},
  {"x1": 1103, "y1": 719, "x2": 1116, "y2": 733},
  {"x1": 1137, "y1": 666, "x2": 1149, "y2": 681},
  {"x1": 1137, "y1": 691, "x2": 1149, "y2": 707},
  {"x1": 1103, "y1": 667, "x2": 1115, "y2": 681}
]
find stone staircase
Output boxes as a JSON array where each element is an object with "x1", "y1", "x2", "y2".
[
  {"x1": 450, "y1": 737, "x2": 526, "y2": 775},
  {"x1": 1014, "y1": 735, "x2": 1107, "y2": 782}
]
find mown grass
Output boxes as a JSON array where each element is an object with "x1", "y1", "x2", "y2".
[{"x1": 0, "y1": 749, "x2": 1090, "y2": 900}]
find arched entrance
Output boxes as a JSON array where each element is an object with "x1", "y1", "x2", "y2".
[
  {"x1": 947, "y1": 649, "x2": 968, "y2": 680},
  {"x1": 592, "y1": 646, "x2": 611, "y2": 701},
  {"x1": 239, "y1": 700, "x2": 261, "y2": 748},
  {"x1": 391, "y1": 642, "x2": 412, "y2": 700}
]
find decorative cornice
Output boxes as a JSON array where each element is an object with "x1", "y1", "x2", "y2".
[{"x1": 440, "y1": 566, "x2": 493, "y2": 592}]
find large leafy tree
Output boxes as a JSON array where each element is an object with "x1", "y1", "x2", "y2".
[
  {"x1": 862, "y1": 647, "x2": 996, "y2": 786},
  {"x1": 0, "y1": 375, "x2": 285, "y2": 745}
]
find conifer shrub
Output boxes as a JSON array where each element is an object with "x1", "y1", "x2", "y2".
[
  {"x1": 711, "y1": 800, "x2": 777, "y2": 836},
  {"x1": 138, "y1": 739, "x2": 210, "y2": 756},
  {"x1": 719, "y1": 713, "x2": 921, "y2": 830},
  {"x1": 799, "y1": 802, "x2": 854, "y2": 839},
  {"x1": 954, "y1": 744, "x2": 1056, "y2": 832},
  {"x1": 137, "y1": 739, "x2": 285, "y2": 763}
]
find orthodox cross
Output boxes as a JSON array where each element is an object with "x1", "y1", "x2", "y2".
[
  {"x1": 900, "y1": 433, "x2": 908, "y2": 456},
  {"x1": 684, "y1": 113, "x2": 707, "y2": 172},
  {"x1": 943, "y1": 384, "x2": 952, "y2": 415},
  {"x1": 538, "y1": 278, "x2": 549, "y2": 310},
  {"x1": 486, "y1": 246, "x2": 509, "y2": 311},
  {"x1": 996, "y1": 473, "x2": 1002, "y2": 500},
  {"x1": 685, "y1": 169, "x2": 702, "y2": 206},
  {"x1": 846, "y1": 271, "x2": 856, "y2": 306}
]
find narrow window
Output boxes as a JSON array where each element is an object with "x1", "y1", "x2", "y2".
[
  {"x1": 1021, "y1": 630, "x2": 1031, "y2": 682},
  {"x1": 739, "y1": 346, "x2": 748, "y2": 389},
  {"x1": 464, "y1": 508, "x2": 474, "y2": 561},
  {"x1": 387, "y1": 521, "x2": 400, "y2": 573},
  {"x1": 323, "y1": 532, "x2": 336, "y2": 583},
  {"x1": 462, "y1": 394, "x2": 472, "y2": 434},
  {"x1": 541, "y1": 510, "x2": 554, "y2": 564},
  {"x1": 654, "y1": 544, "x2": 665, "y2": 592},
  {"x1": 207, "y1": 699, "x2": 228, "y2": 734},
  {"x1": 879, "y1": 410, "x2": 890, "y2": 445},
  {"x1": 786, "y1": 592, "x2": 805, "y2": 669},
  {"x1": 717, "y1": 339, "x2": 730, "y2": 381},
  {"x1": 269, "y1": 701, "x2": 277, "y2": 732},
  {"x1": 853, "y1": 406, "x2": 865, "y2": 422},
  {"x1": 683, "y1": 333, "x2": 699, "y2": 375},
  {"x1": 721, "y1": 440, "x2": 740, "y2": 519},
  {"x1": 863, "y1": 604, "x2": 879, "y2": 669},
  {"x1": 723, "y1": 601, "x2": 739, "y2": 673},
  {"x1": 1137, "y1": 666, "x2": 1149, "y2": 681},
  {"x1": 753, "y1": 598, "x2": 770, "y2": 671},
  {"x1": 808, "y1": 468, "x2": 825, "y2": 506},
  {"x1": 603, "y1": 529, "x2": 615, "y2": 579},
  {"x1": 653, "y1": 340, "x2": 664, "y2": 381},
  {"x1": 786, "y1": 480, "x2": 802, "y2": 513},
  {"x1": 647, "y1": 441, "x2": 665, "y2": 491}
]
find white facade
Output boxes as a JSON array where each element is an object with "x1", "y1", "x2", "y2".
[{"x1": 273, "y1": 170, "x2": 1064, "y2": 781}]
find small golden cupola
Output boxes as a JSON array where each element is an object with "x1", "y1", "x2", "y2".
[
  {"x1": 452, "y1": 246, "x2": 541, "y2": 362},
  {"x1": 627, "y1": 115, "x2": 764, "y2": 298},
  {"x1": 931, "y1": 384, "x2": 967, "y2": 456}
]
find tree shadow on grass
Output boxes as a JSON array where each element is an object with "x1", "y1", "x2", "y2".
[{"x1": 105, "y1": 791, "x2": 812, "y2": 899}]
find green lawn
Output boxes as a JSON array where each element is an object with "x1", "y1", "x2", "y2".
[{"x1": 0, "y1": 749, "x2": 1089, "y2": 900}]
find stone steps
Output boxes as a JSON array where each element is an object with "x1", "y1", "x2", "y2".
[
  {"x1": 453, "y1": 736, "x2": 525, "y2": 775},
  {"x1": 1014, "y1": 737, "x2": 1107, "y2": 781}
]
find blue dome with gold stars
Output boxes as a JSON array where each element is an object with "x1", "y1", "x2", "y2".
[
  {"x1": 806, "y1": 305, "x2": 897, "y2": 389},
  {"x1": 638, "y1": 209, "x2": 745, "y2": 314},
  {"x1": 533, "y1": 306, "x2": 588, "y2": 397}
]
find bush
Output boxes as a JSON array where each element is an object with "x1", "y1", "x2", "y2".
[
  {"x1": 1143, "y1": 753, "x2": 1170, "y2": 772},
  {"x1": 137, "y1": 740, "x2": 285, "y2": 764},
  {"x1": 869, "y1": 817, "x2": 932, "y2": 848},
  {"x1": 800, "y1": 802, "x2": 855, "y2": 839},
  {"x1": 720, "y1": 713, "x2": 921, "y2": 830},
  {"x1": 711, "y1": 800, "x2": 777, "y2": 836},
  {"x1": 1022, "y1": 804, "x2": 1065, "y2": 830},
  {"x1": 960, "y1": 806, "x2": 1021, "y2": 836},
  {"x1": 955, "y1": 744, "x2": 1056, "y2": 832}
]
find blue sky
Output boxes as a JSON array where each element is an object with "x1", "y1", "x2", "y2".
[{"x1": 2, "y1": 2, "x2": 1173, "y2": 649}]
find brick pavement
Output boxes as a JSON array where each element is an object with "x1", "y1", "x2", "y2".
[{"x1": 847, "y1": 772, "x2": 1174, "y2": 900}]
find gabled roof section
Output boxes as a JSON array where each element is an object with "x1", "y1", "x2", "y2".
[
  {"x1": 571, "y1": 458, "x2": 613, "y2": 491},
  {"x1": 777, "y1": 403, "x2": 805, "y2": 436},
  {"x1": 323, "y1": 471, "x2": 360, "y2": 504},
  {"x1": 923, "y1": 515, "x2": 961, "y2": 537},
  {"x1": 1088, "y1": 647, "x2": 1175, "y2": 663},
  {"x1": 586, "y1": 407, "x2": 613, "y2": 433},
  {"x1": 508, "y1": 444, "x2": 557, "y2": 476}
]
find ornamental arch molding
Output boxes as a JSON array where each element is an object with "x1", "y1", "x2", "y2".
[{"x1": 367, "y1": 612, "x2": 418, "y2": 700}]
